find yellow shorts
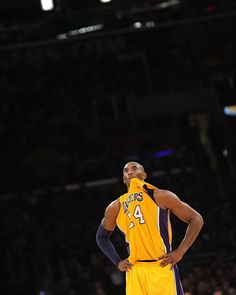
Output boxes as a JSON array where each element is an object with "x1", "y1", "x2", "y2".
[{"x1": 126, "y1": 261, "x2": 184, "y2": 295}]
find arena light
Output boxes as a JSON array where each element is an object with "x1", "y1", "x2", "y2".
[
  {"x1": 100, "y1": 0, "x2": 111, "y2": 3},
  {"x1": 222, "y1": 149, "x2": 229, "y2": 157},
  {"x1": 157, "y1": 0, "x2": 180, "y2": 9},
  {"x1": 224, "y1": 105, "x2": 236, "y2": 116},
  {"x1": 57, "y1": 24, "x2": 104, "y2": 39},
  {"x1": 154, "y1": 149, "x2": 175, "y2": 158},
  {"x1": 40, "y1": 0, "x2": 54, "y2": 11},
  {"x1": 133, "y1": 22, "x2": 142, "y2": 29}
]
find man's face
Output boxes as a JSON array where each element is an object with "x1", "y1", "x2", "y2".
[{"x1": 123, "y1": 162, "x2": 146, "y2": 187}]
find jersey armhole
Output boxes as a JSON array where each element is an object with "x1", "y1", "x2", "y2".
[{"x1": 143, "y1": 184, "x2": 155, "y2": 202}]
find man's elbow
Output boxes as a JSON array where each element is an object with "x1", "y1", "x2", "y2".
[
  {"x1": 188, "y1": 212, "x2": 204, "y2": 228},
  {"x1": 195, "y1": 212, "x2": 204, "y2": 229},
  {"x1": 96, "y1": 223, "x2": 112, "y2": 246}
]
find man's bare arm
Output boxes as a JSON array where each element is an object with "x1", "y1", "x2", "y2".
[
  {"x1": 154, "y1": 189, "x2": 204, "y2": 267},
  {"x1": 96, "y1": 199, "x2": 132, "y2": 271},
  {"x1": 102, "y1": 199, "x2": 120, "y2": 231}
]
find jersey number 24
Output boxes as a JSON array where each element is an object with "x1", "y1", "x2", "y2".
[{"x1": 128, "y1": 205, "x2": 145, "y2": 228}]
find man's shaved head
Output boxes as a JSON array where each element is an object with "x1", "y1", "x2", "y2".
[
  {"x1": 123, "y1": 161, "x2": 146, "y2": 188},
  {"x1": 123, "y1": 161, "x2": 145, "y2": 172}
]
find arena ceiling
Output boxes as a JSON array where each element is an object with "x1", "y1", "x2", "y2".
[
  {"x1": 0, "y1": 0, "x2": 236, "y2": 43},
  {"x1": 1, "y1": 0, "x2": 235, "y2": 21}
]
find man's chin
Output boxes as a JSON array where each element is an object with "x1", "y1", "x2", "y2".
[
  {"x1": 128, "y1": 177, "x2": 135, "y2": 182},
  {"x1": 125, "y1": 177, "x2": 139, "y2": 187},
  {"x1": 128, "y1": 177, "x2": 139, "y2": 183}
]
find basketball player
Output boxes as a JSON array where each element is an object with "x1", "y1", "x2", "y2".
[{"x1": 96, "y1": 162, "x2": 204, "y2": 295}]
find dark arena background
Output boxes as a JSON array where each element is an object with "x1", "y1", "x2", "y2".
[{"x1": 1, "y1": 0, "x2": 236, "y2": 294}]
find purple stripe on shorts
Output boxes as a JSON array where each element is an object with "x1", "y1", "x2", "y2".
[
  {"x1": 174, "y1": 265, "x2": 184, "y2": 295},
  {"x1": 159, "y1": 208, "x2": 171, "y2": 253}
]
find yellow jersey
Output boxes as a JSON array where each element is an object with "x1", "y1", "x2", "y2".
[{"x1": 116, "y1": 178, "x2": 172, "y2": 264}]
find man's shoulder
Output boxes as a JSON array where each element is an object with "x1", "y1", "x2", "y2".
[
  {"x1": 153, "y1": 189, "x2": 179, "y2": 209},
  {"x1": 105, "y1": 199, "x2": 121, "y2": 218},
  {"x1": 108, "y1": 198, "x2": 120, "y2": 208},
  {"x1": 118, "y1": 190, "x2": 129, "y2": 201}
]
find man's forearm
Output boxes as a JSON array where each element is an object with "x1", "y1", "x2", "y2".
[
  {"x1": 177, "y1": 214, "x2": 204, "y2": 255},
  {"x1": 96, "y1": 223, "x2": 121, "y2": 266}
]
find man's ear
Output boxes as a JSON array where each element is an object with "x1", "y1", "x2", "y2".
[{"x1": 143, "y1": 172, "x2": 147, "y2": 180}]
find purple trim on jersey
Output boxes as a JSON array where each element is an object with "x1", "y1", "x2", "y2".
[
  {"x1": 117, "y1": 226, "x2": 130, "y2": 255},
  {"x1": 126, "y1": 242, "x2": 130, "y2": 255},
  {"x1": 159, "y1": 208, "x2": 171, "y2": 253},
  {"x1": 173, "y1": 265, "x2": 184, "y2": 295},
  {"x1": 121, "y1": 231, "x2": 130, "y2": 255},
  {"x1": 159, "y1": 209, "x2": 184, "y2": 294}
]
